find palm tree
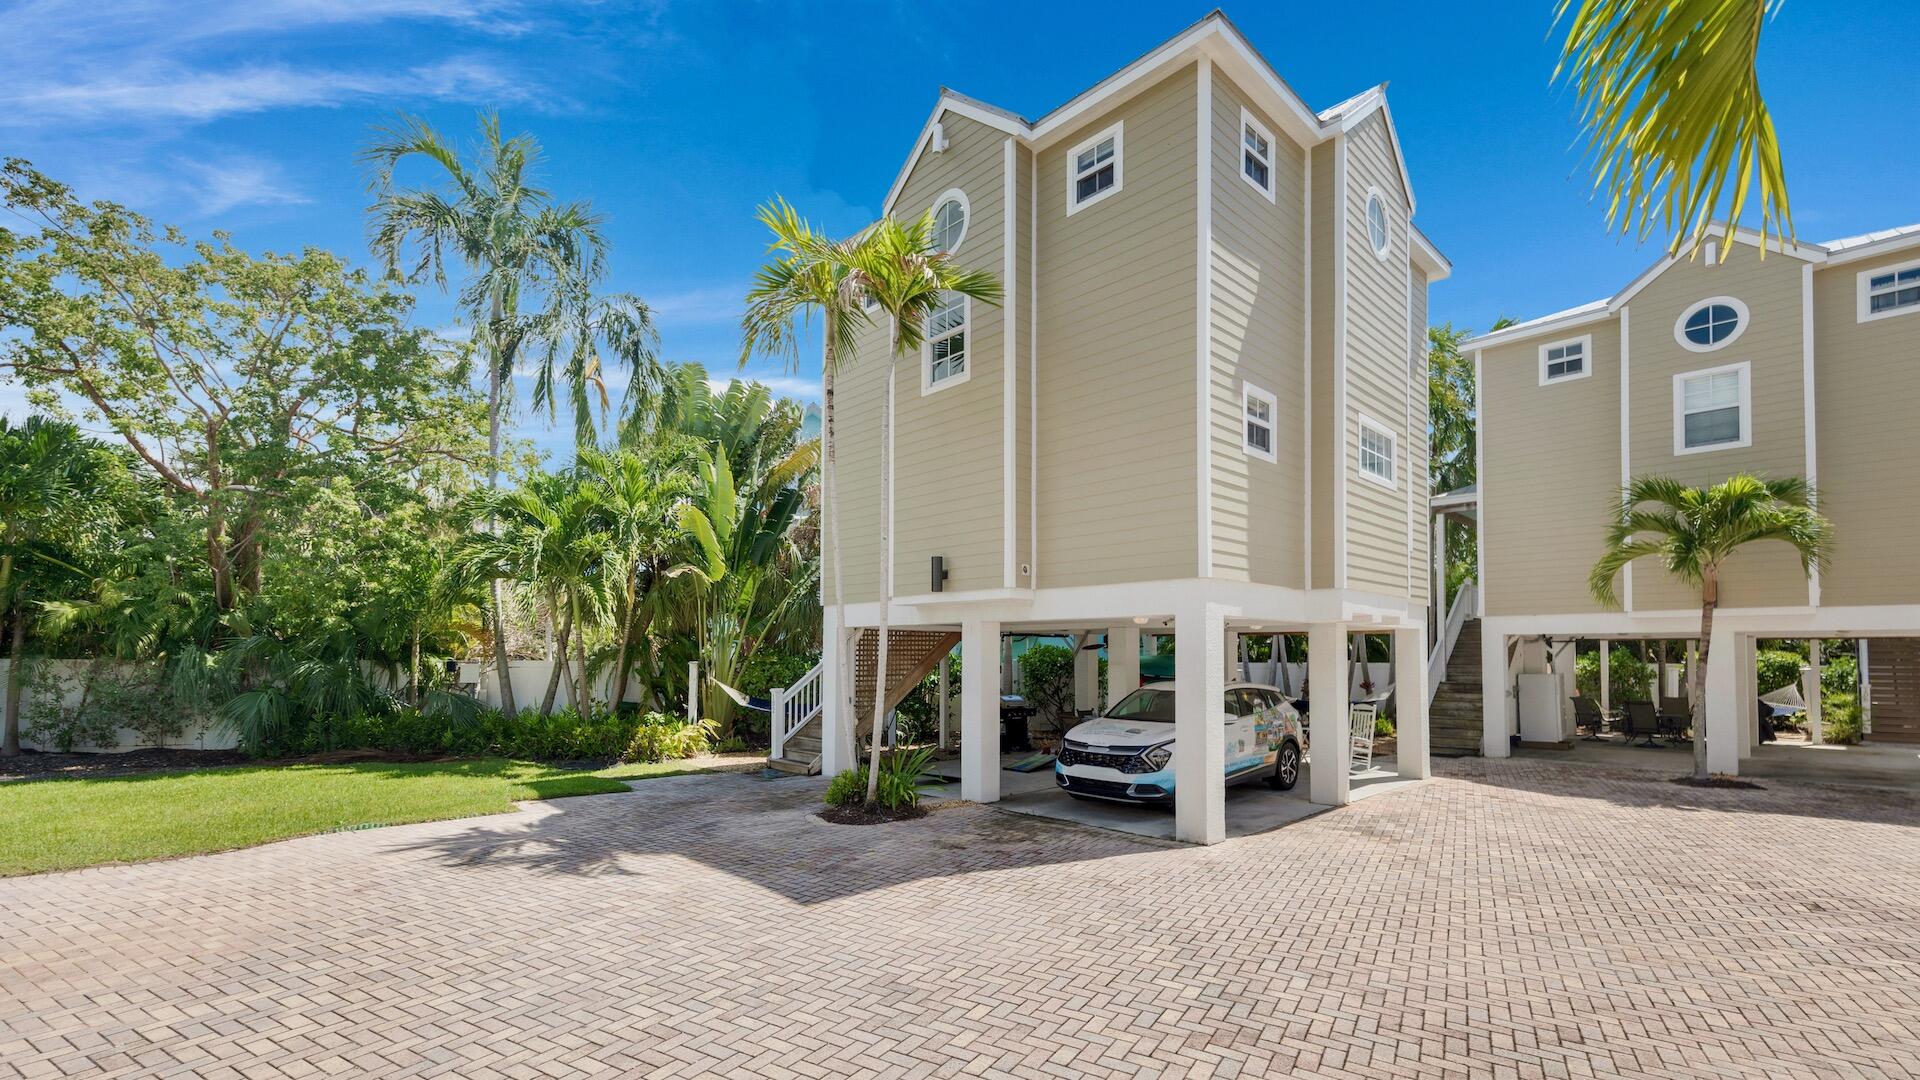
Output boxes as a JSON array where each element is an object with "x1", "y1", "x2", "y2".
[
  {"x1": 577, "y1": 445, "x2": 694, "y2": 712},
  {"x1": 1555, "y1": 0, "x2": 1792, "y2": 258},
  {"x1": 849, "y1": 212, "x2": 1001, "y2": 803},
  {"x1": 739, "y1": 198, "x2": 873, "y2": 764},
  {"x1": 1588, "y1": 474, "x2": 1830, "y2": 779},
  {"x1": 362, "y1": 112, "x2": 662, "y2": 715}
]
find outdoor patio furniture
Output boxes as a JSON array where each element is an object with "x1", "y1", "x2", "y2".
[
  {"x1": 1658, "y1": 697, "x2": 1692, "y2": 743},
  {"x1": 1349, "y1": 703, "x2": 1378, "y2": 774},
  {"x1": 1571, "y1": 696, "x2": 1611, "y2": 740},
  {"x1": 1621, "y1": 700, "x2": 1664, "y2": 747}
]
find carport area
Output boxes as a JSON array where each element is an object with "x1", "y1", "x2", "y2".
[{"x1": 825, "y1": 592, "x2": 1433, "y2": 845}]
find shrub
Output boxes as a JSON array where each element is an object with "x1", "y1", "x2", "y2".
[
  {"x1": 1821, "y1": 654, "x2": 1859, "y2": 699},
  {"x1": 894, "y1": 653, "x2": 959, "y2": 746},
  {"x1": 822, "y1": 747, "x2": 942, "y2": 811},
  {"x1": 22, "y1": 663, "x2": 194, "y2": 752},
  {"x1": 1755, "y1": 649, "x2": 1805, "y2": 696},
  {"x1": 1019, "y1": 643, "x2": 1077, "y2": 731},
  {"x1": 622, "y1": 713, "x2": 714, "y2": 763},
  {"x1": 824, "y1": 768, "x2": 867, "y2": 806},
  {"x1": 1822, "y1": 692, "x2": 1863, "y2": 745},
  {"x1": 1575, "y1": 647, "x2": 1656, "y2": 705}
]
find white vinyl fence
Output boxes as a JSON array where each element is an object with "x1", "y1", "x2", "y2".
[{"x1": 0, "y1": 659, "x2": 236, "y2": 753}]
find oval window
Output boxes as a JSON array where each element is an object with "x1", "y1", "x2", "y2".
[
  {"x1": 932, "y1": 192, "x2": 967, "y2": 253},
  {"x1": 1366, "y1": 192, "x2": 1390, "y2": 259},
  {"x1": 1675, "y1": 297, "x2": 1748, "y2": 351}
]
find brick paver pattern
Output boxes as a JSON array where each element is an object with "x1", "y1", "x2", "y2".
[{"x1": 3, "y1": 758, "x2": 1918, "y2": 1079}]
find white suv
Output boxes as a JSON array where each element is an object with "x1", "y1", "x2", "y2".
[{"x1": 1054, "y1": 681, "x2": 1304, "y2": 805}]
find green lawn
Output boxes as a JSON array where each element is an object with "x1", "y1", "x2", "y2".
[{"x1": 0, "y1": 756, "x2": 745, "y2": 877}]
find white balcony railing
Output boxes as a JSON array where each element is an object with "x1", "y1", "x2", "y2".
[
  {"x1": 1427, "y1": 579, "x2": 1477, "y2": 706},
  {"x1": 769, "y1": 662, "x2": 824, "y2": 760}
]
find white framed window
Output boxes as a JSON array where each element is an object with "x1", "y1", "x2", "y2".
[
  {"x1": 1356, "y1": 414, "x2": 1396, "y2": 488},
  {"x1": 1673, "y1": 361, "x2": 1752, "y2": 455},
  {"x1": 1858, "y1": 257, "x2": 1920, "y2": 322},
  {"x1": 1239, "y1": 108, "x2": 1274, "y2": 201},
  {"x1": 1365, "y1": 188, "x2": 1391, "y2": 260},
  {"x1": 1242, "y1": 382, "x2": 1277, "y2": 462},
  {"x1": 931, "y1": 188, "x2": 969, "y2": 254},
  {"x1": 1537, "y1": 334, "x2": 1592, "y2": 385},
  {"x1": 1066, "y1": 122, "x2": 1122, "y2": 215},
  {"x1": 922, "y1": 292, "x2": 970, "y2": 393},
  {"x1": 1675, "y1": 296, "x2": 1748, "y2": 352}
]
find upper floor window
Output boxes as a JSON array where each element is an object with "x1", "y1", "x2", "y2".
[
  {"x1": 1676, "y1": 296, "x2": 1747, "y2": 352},
  {"x1": 1067, "y1": 122, "x2": 1122, "y2": 215},
  {"x1": 931, "y1": 189, "x2": 969, "y2": 253},
  {"x1": 1242, "y1": 382, "x2": 1277, "y2": 462},
  {"x1": 1365, "y1": 189, "x2": 1390, "y2": 260},
  {"x1": 1357, "y1": 415, "x2": 1396, "y2": 488},
  {"x1": 1538, "y1": 334, "x2": 1591, "y2": 385},
  {"x1": 924, "y1": 292, "x2": 969, "y2": 393},
  {"x1": 1673, "y1": 362, "x2": 1751, "y2": 455},
  {"x1": 1859, "y1": 258, "x2": 1920, "y2": 322},
  {"x1": 1240, "y1": 109, "x2": 1274, "y2": 200}
]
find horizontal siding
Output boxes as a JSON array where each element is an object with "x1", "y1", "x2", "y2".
[
  {"x1": 1481, "y1": 320, "x2": 1623, "y2": 616},
  {"x1": 1208, "y1": 70, "x2": 1307, "y2": 588},
  {"x1": 823, "y1": 315, "x2": 892, "y2": 605},
  {"x1": 1014, "y1": 143, "x2": 1035, "y2": 587},
  {"x1": 1308, "y1": 141, "x2": 1336, "y2": 589},
  {"x1": 1408, "y1": 267, "x2": 1431, "y2": 605},
  {"x1": 1035, "y1": 63, "x2": 1199, "y2": 588},
  {"x1": 1813, "y1": 251, "x2": 1920, "y2": 607}
]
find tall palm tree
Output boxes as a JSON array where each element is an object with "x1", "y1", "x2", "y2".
[
  {"x1": 740, "y1": 198, "x2": 873, "y2": 764},
  {"x1": 1589, "y1": 474, "x2": 1829, "y2": 779},
  {"x1": 850, "y1": 212, "x2": 1001, "y2": 803},
  {"x1": 577, "y1": 445, "x2": 694, "y2": 712},
  {"x1": 1556, "y1": 0, "x2": 1792, "y2": 258},
  {"x1": 362, "y1": 112, "x2": 661, "y2": 714}
]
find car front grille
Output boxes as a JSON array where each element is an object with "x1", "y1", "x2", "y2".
[
  {"x1": 1056, "y1": 775, "x2": 1143, "y2": 799},
  {"x1": 1058, "y1": 744, "x2": 1158, "y2": 774}
]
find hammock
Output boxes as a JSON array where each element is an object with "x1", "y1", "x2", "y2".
[
  {"x1": 707, "y1": 676, "x2": 773, "y2": 713},
  {"x1": 1759, "y1": 683, "x2": 1806, "y2": 717}
]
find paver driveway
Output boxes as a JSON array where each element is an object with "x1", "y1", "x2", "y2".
[{"x1": 4, "y1": 759, "x2": 1918, "y2": 1080}]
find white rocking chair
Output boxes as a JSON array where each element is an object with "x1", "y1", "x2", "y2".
[{"x1": 1348, "y1": 702, "x2": 1378, "y2": 775}]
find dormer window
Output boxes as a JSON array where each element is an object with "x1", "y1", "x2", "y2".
[
  {"x1": 1538, "y1": 334, "x2": 1591, "y2": 385},
  {"x1": 1067, "y1": 122, "x2": 1122, "y2": 214},
  {"x1": 1240, "y1": 109, "x2": 1274, "y2": 199}
]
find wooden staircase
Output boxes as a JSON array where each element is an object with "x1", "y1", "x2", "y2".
[
  {"x1": 765, "y1": 628, "x2": 960, "y2": 775},
  {"x1": 1430, "y1": 618, "x2": 1484, "y2": 756}
]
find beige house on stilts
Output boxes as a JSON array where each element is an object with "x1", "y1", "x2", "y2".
[{"x1": 766, "y1": 12, "x2": 1452, "y2": 844}]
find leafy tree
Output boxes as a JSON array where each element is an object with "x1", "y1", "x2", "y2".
[
  {"x1": 576, "y1": 444, "x2": 694, "y2": 712},
  {"x1": 362, "y1": 113, "x2": 662, "y2": 714},
  {"x1": 851, "y1": 212, "x2": 1001, "y2": 804},
  {"x1": 1555, "y1": 0, "x2": 1791, "y2": 258},
  {"x1": 1589, "y1": 474, "x2": 1830, "y2": 779}
]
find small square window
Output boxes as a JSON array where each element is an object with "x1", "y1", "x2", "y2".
[
  {"x1": 1357, "y1": 416, "x2": 1396, "y2": 488},
  {"x1": 1672, "y1": 362, "x2": 1751, "y2": 454},
  {"x1": 1242, "y1": 383, "x2": 1277, "y2": 463},
  {"x1": 1066, "y1": 123, "x2": 1123, "y2": 214},
  {"x1": 1538, "y1": 335, "x2": 1592, "y2": 385},
  {"x1": 1239, "y1": 109, "x2": 1274, "y2": 200}
]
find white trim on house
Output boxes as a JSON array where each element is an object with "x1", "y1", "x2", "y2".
[
  {"x1": 1802, "y1": 263, "x2": 1819, "y2": 608},
  {"x1": 1537, "y1": 333, "x2": 1593, "y2": 386},
  {"x1": 1238, "y1": 105, "x2": 1276, "y2": 202},
  {"x1": 1672, "y1": 360, "x2": 1753, "y2": 456},
  {"x1": 1001, "y1": 140, "x2": 1017, "y2": 589},
  {"x1": 1242, "y1": 381, "x2": 1278, "y2": 463},
  {"x1": 1356, "y1": 412, "x2": 1397, "y2": 489},
  {"x1": 1029, "y1": 148, "x2": 1039, "y2": 589},
  {"x1": 1195, "y1": 59, "x2": 1214, "y2": 578},
  {"x1": 1332, "y1": 135, "x2": 1350, "y2": 589},
  {"x1": 931, "y1": 186, "x2": 971, "y2": 253},
  {"x1": 1619, "y1": 306, "x2": 1633, "y2": 611},
  {"x1": 1402, "y1": 196, "x2": 1416, "y2": 598},
  {"x1": 1472, "y1": 347, "x2": 1485, "y2": 615},
  {"x1": 1856, "y1": 255, "x2": 1920, "y2": 323},
  {"x1": 1674, "y1": 295, "x2": 1749, "y2": 352},
  {"x1": 921, "y1": 294, "x2": 972, "y2": 395},
  {"x1": 1301, "y1": 150, "x2": 1313, "y2": 587},
  {"x1": 1065, "y1": 121, "x2": 1124, "y2": 216},
  {"x1": 1410, "y1": 225, "x2": 1451, "y2": 281},
  {"x1": 1364, "y1": 185, "x2": 1391, "y2": 261}
]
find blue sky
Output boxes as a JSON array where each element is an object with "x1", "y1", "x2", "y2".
[{"x1": 4, "y1": 0, "x2": 1917, "y2": 458}]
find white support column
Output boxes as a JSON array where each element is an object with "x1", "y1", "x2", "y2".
[
  {"x1": 1705, "y1": 623, "x2": 1741, "y2": 775},
  {"x1": 1599, "y1": 639, "x2": 1612, "y2": 717},
  {"x1": 936, "y1": 650, "x2": 951, "y2": 750},
  {"x1": 1738, "y1": 634, "x2": 1758, "y2": 759},
  {"x1": 821, "y1": 609, "x2": 853, "y2": 775},
  {"x1": 1174, "y1": 602, "x2": 1228, "y2": 844},
  {"x1": 1072, "y1": 634, "x2": 1098, "y2": 714},
  {"x1": 1108, "y1": 626, "x2": 1141, "y2": 705},
  {"x1": 687, "y1": 661, "x2": 699, "y2": 724},
  {"x1": 960, "y1": 619, "x2": 1003, "y2": 803},
  {"x1": 1432, "y1": 514, "x2": 1447, "y2": 625},
  {"x1": 1309, "y1": 621, "x2": 1353, "y2": 804},
  {"x1": 1226, "y1": 629, "x2": 1243, "y2": 682},
  {"x1": 1804, "y1": 640, "x2": 1823, "y2": 745},
  {"x1": 1393, "y1": 624, "x2": 1429, "y2": 779},
  {"x1": 1482, "y1": 630, "x2": 1512, "y2": 757}
]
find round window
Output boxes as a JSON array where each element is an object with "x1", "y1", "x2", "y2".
[
  {"x1": 932, "y1": 193, "x2": 967, "y2": 253},
  {"x1": 1675, "y1": 297, "x2": 1748, "y2": 351},
  {"x1": 1366, "y1": 192, "x2": 1390, "y2": 258}
]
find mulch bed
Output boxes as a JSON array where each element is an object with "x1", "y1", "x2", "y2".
[
  {"x1": 0, "y1": 747, "x2": 250, "y2": 783},
  {"x1": 1669, "y1": 776, "x2": 1766, "y2": 790},
  {"x1": 817, "y1": 802, "x2": 928, "y2": 826}
]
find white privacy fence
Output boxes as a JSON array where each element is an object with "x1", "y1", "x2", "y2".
[{"x1": 0, "y1": 659, "x2": 235, "y2": 753}]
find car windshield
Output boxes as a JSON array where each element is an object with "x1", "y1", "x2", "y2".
[{"x1": 1104, "y1": 687, "x2": 1176, "y2": 723}]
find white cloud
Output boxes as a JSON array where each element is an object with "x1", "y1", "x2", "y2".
[
  {"x1": 176, "y1": 154, "x2": 310, "y2": 216},
  {"x1": 710, "y1": 373, "x2": 821, "y2": 403},
  {"x1": 648, "y1": 285, "x2": 745, "y2": 327}
]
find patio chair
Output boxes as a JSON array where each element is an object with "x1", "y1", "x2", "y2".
[
  {"x1": 1349, "y1": 703, "x2": 1378, "y2": 775},
  {"x1": 1570, "y1": 696, "x2": 1610, "y2": 740},
  {"x1": 1658, "y1": 696, "x2": 1693, "y2": 744},
  {"x1": 1621, "y1": 700, "x2": 1664, "y2": 747}
]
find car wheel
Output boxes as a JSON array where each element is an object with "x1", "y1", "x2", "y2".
[{"x1": 1267, "y1": 741, "x2": 1301, "y2": 790}]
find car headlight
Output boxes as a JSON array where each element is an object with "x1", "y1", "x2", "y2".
[{"x1": 1141, "y1": 743, "x2": 1172, "y2": 770}]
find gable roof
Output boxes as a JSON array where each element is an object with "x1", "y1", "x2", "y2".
[{"x1": 878, "y1": 10, "x2": 1421, "y2": 221}]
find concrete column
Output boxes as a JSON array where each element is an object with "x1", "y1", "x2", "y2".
[
  {"x1": 936, "y1": 649, "x2": 951, "y2": 750},
  {"x1": 1173, "y1": 601, "x2": 1228, "y2": 844},
  {"x1": 1072, "y1": 634, "x2": 1098, "y2": 713},
  {"x1": 1738, "y1": 634, "x2": 1758, "y2": 759},
  {"x1": 821, "y1": 610, "x2": 853, "y2": 775},
  {"x1": 1804, "y1": 640, "x2": 1823, "y2": 745},
  {"x1": 1309, "y1": 621, "x2": 1352, "y2": 804},
  {"x1": 1393, "y1": 625, "x2": 1430, "y2": 779},
  {"x1": 1433, "y1": 515, "x2": 1447, "y2": 622},
  {"x1": 1704, "y1": 623, "x2": 1740, "y2": 775},
  {"x1": 1482, "y1": 630, "x2": 1512, "y2": 757},
  {"x1": 1599, "y1": 639, "x2": 1612, "y2": 717},
  {"x1": 960, "y1": 619, "x2": 1002, "y2": 803},
  {"x1": 1108, "y1": 626, "x2": 1141, "y2": 706}
]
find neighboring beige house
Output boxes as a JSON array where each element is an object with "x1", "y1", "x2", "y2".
[
  {"x1": 1458, "y1": 221, "x2": 1920, "y2": 771},
  {"x1": 769, "y1": 12, "x2": 1451, "y2": 844}
]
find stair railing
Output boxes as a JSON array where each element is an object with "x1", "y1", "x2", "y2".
[
  {"x1": 770, "y1": 662, "x2": 824, "y2": 760},
  {"x1": 1426, "y1": 579, "x2": 1478, "y2": 706}
]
